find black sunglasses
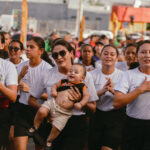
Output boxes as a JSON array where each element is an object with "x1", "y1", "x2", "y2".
[
  {"x1": 52, "y1": 50, "x2": 67, "y2": 59},
  {"x1": 8, "y1": 46, "x2": 20, "y2": 52}
]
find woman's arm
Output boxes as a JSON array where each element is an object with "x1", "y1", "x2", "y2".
[
  {"x1": 18, "y1": 66, "x2": 28, "y2": 83},
  {"x1": 0, "y1": 83, "x2": 17, "y2": 103},
  {"x1": 114, "y1": 77, "x2": 150, "y2": 109},
  {"x1": 28, "y1": 95, "x2": 41, "y2": 109},
  {"x1": 85, "y1": 101, "x2": 96, "y2": 113}
]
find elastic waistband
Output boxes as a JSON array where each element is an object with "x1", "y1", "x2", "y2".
[{"x1": 127, "y1": 116, "x2": 150, "y2": 123}]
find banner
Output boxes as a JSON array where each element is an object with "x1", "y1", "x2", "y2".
[{"x1": 20, "y1": 0, "x2": 28, "y2": 46}]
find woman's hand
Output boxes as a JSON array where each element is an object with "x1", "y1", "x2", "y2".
[
  {"x1": 97, "y1": 78, "x2": 110, "y2": 97},
  {"x1": 68, "y1": 87, "x2": 81, "y2": 102},
  {"x1": 19, "y1": 81, "x2": 30, "y2": 92},
  {"x1": 138, "y1": 77, "x2": 150, "y2": 94},
  {"x1": 107, "y1": 78, "x2": 114, "y2": 95}
]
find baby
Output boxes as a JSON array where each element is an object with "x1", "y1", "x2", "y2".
[{"x1": 27, "y1": 63, "x2": 90, "y2": 150}]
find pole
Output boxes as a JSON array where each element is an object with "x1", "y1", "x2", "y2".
[
  {"x1": 75, "y1": 0, "x2": 83, "y2": 38},
  {"x1": 20, "y1": 0, "x2": 28, "y2": 46}
]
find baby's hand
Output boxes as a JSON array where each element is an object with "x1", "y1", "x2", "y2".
[
  {"x1": 51, "y1": 90, "x2": 57, "y2": 98},
  {"x1": 74, "y1": 103, "x2": 82, "y2": 110}
]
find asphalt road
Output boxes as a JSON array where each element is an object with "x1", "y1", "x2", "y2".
[{"x1": 27, "y1": 138, "x2": 34, "y2": 150}]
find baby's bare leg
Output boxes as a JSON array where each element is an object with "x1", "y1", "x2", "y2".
[
  {"x1": 46, "y1": 126, "x2": 60, "y2": 147},
  {"x1": 47, "y1": 126, "x2": 60, "y2": 141},
  {"x1": 34, "y1": 107, "x2": 49, "y2": 129}
]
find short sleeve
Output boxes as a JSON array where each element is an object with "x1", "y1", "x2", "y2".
[
  {"x1": 5, "y1": 62, "x2": 18, "y2": 86},
  {"x1": 84, "y1": 72, "x2": 98, "y2": 102},
  {"x1": 114, "y1": 71, "x2": 130, "y2": 94}
]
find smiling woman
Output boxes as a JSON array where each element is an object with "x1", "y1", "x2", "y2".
[
  {"x1": 114, "y1": 40, "x2": 150, "y2": 150},
  {"x1": 89, "y1": 44, "x2": 125, "y2": 150},
  {"x1": 41, "y1": 39, "x2": 98, "y2": 150},
  {"x1": 8, "y1": 39, "x2": 25, "y2": 69}
]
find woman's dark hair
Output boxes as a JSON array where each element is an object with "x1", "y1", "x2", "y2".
[
  {"x1": 101, "y1": 44, "x2": 119, "y2": 56},
  {"x1": 136, "y1": 40, "x2": 150, "y2": 53},
  {"x1": 95, "y1": 41, "x2": 104, "y2": 46},
  {"x1": 29, "y1": 36, "x2": 45, "y2": 49},
  {"x1": 78, "y1": 41, "x2": 84, "y2": 47},
  {"x1": 125, "y1": 43, "x2": 137, "y2": 51},
  {"x1": 41, "y1": 51, "x2": 55, "y2": 67},
  {"x1": 9, "y1": 39, "x2": 24, "y2": 50},
  {"x1": 80, "y1": 44, "x2": 96, "y2": 68},
  {"x1": 52, "y1": 39, "x2": 72, "y2": 53},
  {"x1": 0, "y1": 32, "x2": 5, "y2": 44}
]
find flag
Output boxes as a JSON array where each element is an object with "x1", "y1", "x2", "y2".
[{"x1": 20, "y1": 0, "x2": 28, "y2": 46}]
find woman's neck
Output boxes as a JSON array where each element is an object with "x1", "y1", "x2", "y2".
[
  {"x1": 83, "y1": 59, "x2": 92, "y2": 66},
  {"x1": 102, "y1": 65, "x2": 115, "y2": 75},
  {"x1": 10, "y1": 58, "x2": 21, "y2": 64},
  {"x1": 29, "y1": 57, "x2": 42, "y2": 67},
  {"x1": 58, "y1": 64, "x2": 72, "y2": 75},
  {"x1": 139, "y1": 66, "x2": 150, "y2": 75}
]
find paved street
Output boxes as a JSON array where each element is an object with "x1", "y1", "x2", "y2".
[{"x1": 27, "y1": 138, "x2": 34, "y2": 150}]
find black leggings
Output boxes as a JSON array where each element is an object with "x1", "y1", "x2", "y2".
[{"x1": 0, "y1": 108, "x2": 11, "y2": 147}]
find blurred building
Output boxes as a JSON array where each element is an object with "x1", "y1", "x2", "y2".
[
  {"x1": 0, "y1": 0, "x2": 110, "y2": 35},
  {"x1": 109, "y1": 5, "x2": 150, "y2": 35}
]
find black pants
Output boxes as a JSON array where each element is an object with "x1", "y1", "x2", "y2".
[
  {"x1": 88, "y1": 109, "x2": 125, "y2": 150},
  {"x1": 14, "y1": 103, "x2": 51, "y2": 144},
  {"x1": 0, "y1": 108, "x2": 11, "y2": 147},
  {"x1": 121, "y1": 116, "x2": 150, "y2": 150},
  {"x1": 52, "y1": 115, "x2": 88, "y2": 150}
]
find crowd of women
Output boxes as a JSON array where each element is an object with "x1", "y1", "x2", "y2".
[{"x1": 0, "y1": 30, "x2": 150, "y2": 150}]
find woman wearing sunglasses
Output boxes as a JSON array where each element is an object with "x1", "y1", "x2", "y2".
[
  {"x1": 28, "y1": 39, "x2": 98, "y2": 150},
  {"x1": 13, "y1": 37, "x2": 52, "y2": 150},
  {"x1": 8, "y1": 40, "x2": 25, "y2": 69},
  {"x1": 88, "y1": 45, "x2": 125, "y2": 150},
  {"x1": 6, "y1": 40, "x2": 26, "y2": 150}
]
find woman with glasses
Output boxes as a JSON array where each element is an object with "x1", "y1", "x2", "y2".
[
  {"x1": 28, "y1": 39, "x2": 98, "y2": 150},
  {"x1": 13, "y1": 37, "x2": 52, "y2": 150},
  {"x1": 6, "y1": 40, "x2": 26, "y2": 150},
  {"x1": 89, "y1": 45, "x2": 124, "y2": 150},
  {"x1": 8, "y1": 40, "x2": 25, "y2": 68},
  {"x1": 114, "y1": 40, "x2": 150, "y2": 150}
]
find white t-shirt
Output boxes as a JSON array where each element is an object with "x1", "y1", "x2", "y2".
[
  {"x1": 7, "y1": 58, "x2": 26, "y2": 69},
  {"x1": 116, "y1": 61, "x2": 129, "y2": 71},
  {"x1": 90, "y1": 68, "x2": 123, "y2": 111},
  {"x1": 44, "y1": 66, "x2": 98, "y2": 115},
  {"x1": 17, "y1": 60, "x2": 52, "y2": 105},
  {"x1": 115, "y1": 67, "x2": 150, "y2": 120},
  {"x1": 77, "y1": 60, "x2": 101, "y2": 71},
  {"x1": 0, "y1": 58, "x2": 18, "y2": 95}
]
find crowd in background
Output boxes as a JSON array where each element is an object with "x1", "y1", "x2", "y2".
[{"x1": 0, "y1": 29, "x2": 150, "y2": 150}]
